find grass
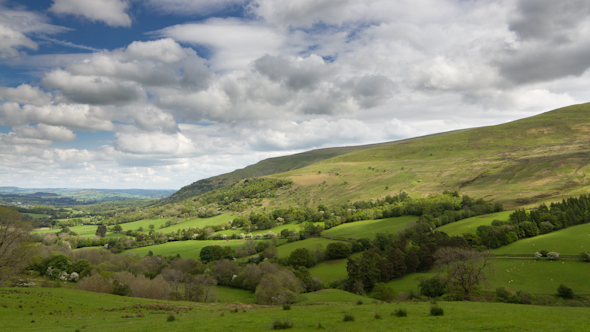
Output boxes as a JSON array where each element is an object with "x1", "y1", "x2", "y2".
[
  {"x1": 384, "y1": 259, "x2": 590, "y2": 295},
  {"x1": 436, "y1": 211, "x2": 513, "y2": 236},
  {"x1": 33, "y1": 225, "x2": 123, "y2": 239},
  {"x1": 2, "y1": 287, "x2": 590, "y2": 331},
  {"x1": 126, "y1": 239, "x2": 256, "y2": 259},
  {"x1": 276, "y1": 238, "x2": 340, "y2": 258},
  {"x1": 297, "y1": 289, "x2": 372, "y2": 304},
  {"x1": 216, "y1": 286, "x2": 255, "y2": 304},
  {"x1": 323, "y1": 216, "x2": 418, "y2": 239},
  {"x1": 493, "y1": 222, "x2": 590, "y2": 256},
  {"x1": 308, "y1": 254, "x2": 363, "y2": 284}
]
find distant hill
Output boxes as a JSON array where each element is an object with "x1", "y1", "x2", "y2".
[
  {"x1": 0, "y1": 188, "x2": 175, "y2": 206},
  {"x1": 165, "y1": 102, "x2": 590, "y2": 209},
  {"x1": 159, "y1": 143, "x2": 391, "y2": 205}
]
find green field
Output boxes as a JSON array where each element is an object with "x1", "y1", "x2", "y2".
[
  {"x1": 385, "y1": 259, "x2": 590, "y2": 295},
  {"x1": 34, "y1": 225, "x2": 123, "y2": 239},
  {"x1": 217, "y1": 286, "x2": 255, "y2": 304},
  {"x1": 493, "y1": 223, "x2": 590, "y2": 256},
  {"x1": 215, "y1": 221, "x2": 322, "y2": 238},
  {"x1": 276, "y1": 238, "x2": 341, "y2": 258},
  {"x1": 298, "y1": 289, "x2": 372, "y2": 304},
  {"x1": 1, "y1": 287, "x2": 590, "y2": 331},
  {"x1": 436, "y1": 211, "x2": 513, "y2": 236},
  {"x1": 323, "y1": 216, "x2": 418, "y2": 239},
  {"x1": 127, "y1": 240, "x2": 249, "y2": 259},
  {"x1": 309, "y1": 258, "x2": 349, "y2": 284}
]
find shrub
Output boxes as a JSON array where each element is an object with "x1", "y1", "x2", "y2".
[
  {"x1": 430, "y1": 306, "x2": 444, "y2": 316},
  {"x1": 372, "y1": 283, "x2": 396, "y2": 302},
  {"x1": 392, "y1": 308, "x2": 407, "y2": 317},
  {"x1": 343, "y1": 313, "x2": 355, "y2": 322},
  {"x1": 167, "y1": 314, "x2": 175, "y2": 322},
  {"x1": 374, "y1": 312, "x2": 382, "y2": 319},
  {"x1": 272, "y1": 318, "x2": 293, "y2": 330},
  {"x1": 516, "y1": 290, "x2": 536, "y2": 304},
  {"x1": 580, "y1": 252, "x2": 590, "y2": 262},
  {"x1": 557, "y1": 284, "x2": 574, "y2": 299},
  {"x1": 283, "y1": 304, "x2": 291, "y2": 310},
  {"x1": 539, "y1": 250, "x2": 548, "y2": 257},
  {"x1": 356, "y1": 300, "x2": 363, "y2": 305},
  {"x1": 494, "y1": 287, "x2": 511, "y2": 302},
  {"x1": 547, "y1": 252, "x2": 559, "y2": 260},
  {"x1": 418, "y1": 277, "x2": 446, "y2": 298}
]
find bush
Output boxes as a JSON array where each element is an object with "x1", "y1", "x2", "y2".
[
  {"x1": 392, "y1": 308, "x2": 407, "y2": 317},
  {"x1": 374, "y1": 312, "x2": 382, "y2": 319},
  {"x1": 547, "y1": 252, "x2": 559, "y2": 260},
  {"x1": 272, "y1": 318, "x2": 293, "y2": 330},
  {"x1": 372, "y1": 283, "x2": 396, "y2": 302},
  {"x1": 557, "y1": 284, "x2": 574, "y2": 299},
  {"x1": 494, "y1": 287, "x2": 511, "y2": 302},
  {"x1": 418, "y1": 277, "x2": 446, "y2": 298},
  {"x1": 356, "y1": 300, "x2": 363, "y2": 305},
  {"x1": 343, "y1": 313, "x2": 355, "y2": 322},
  {"x1": 430, "y1": 305, "x2": 444, "y2": 316},
  {"x1": 516, "y1": 290, "x2": 536, "y2": 304},
  {"x1": 580, "y1": 252, "x2": 590, "y2": 262},
  {"x1": 283, "y1": 304, "x2": 291, "y2": 310},
  {"x1": 167, "y1": 314, "x2": 175, "y2": 322}
]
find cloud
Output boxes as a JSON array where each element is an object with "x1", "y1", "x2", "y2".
[
  {"x1": 145, "y1": 0, "x2": 248, "y2": 16},
  {"x1": 0, "y1": 84, "x2": 52, "y2": 105},
  {"x1": 12, "y1": 124, "x2": 76, "y2": 142},
  {"x1": 153, "y1": 18, "x2": 285, "y2": 71},
  {"x1": 0, "y1": 102, "x2": 116, "y2": 131},
  {"x1": 0, "y1": 23, "x2": 37, "y2": 58},
  {"x1": 49, "y1": 0, "x2": 132, "y2": 27}
]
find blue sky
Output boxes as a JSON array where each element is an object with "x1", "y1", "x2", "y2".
[{"x1": 0, "y1": 0, "x2": 589, "y2": 189}]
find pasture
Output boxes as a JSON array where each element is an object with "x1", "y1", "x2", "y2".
[
  {"x1": 493, "y1": 222, "x2": 590, "y2": 256},
  {"x1": 127, "y1": 240, "x2": 248, "y2": 259},
  {"x1": 323, "y1": 216, "x2": 417, "y2": 239},
  {"x1": 275, "y1": 238, "x2": 341, "y2": 258},
  {"x1": 1, "y1": 287, "x2": 589, "y2": 332},
  {"x1": 435, "y1": 211, "x2": 513, "y2": 236}
]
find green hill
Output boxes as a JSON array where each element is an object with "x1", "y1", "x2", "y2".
[
  {"x1": 159, "y1": 103, "x2": 590, "y2": 210},
  {"x1": 159, "y1": 143, "x2": 389, "y2": 205},
  {"x1": 264, "y1": 103, "x2": 590, "y2": 209}
]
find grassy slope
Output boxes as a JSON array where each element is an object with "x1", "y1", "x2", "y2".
[
  {"x1": 386, "y1": 259, "x2": 590, "y2": 295},
  {"x1": 493, "y1": 222, "x2": 590, "y2": 256},
  {"x1": 258, "y1": 103, "x2": 590, "y2": 209},
  {"x1": 127, "y1": 240, "x2": 248, "y2": 259},
  {"x1": 159, "y1": 143, "x2": 389, "y2": 205},
  {"x1": 435, "y1": 211, "x2": 513, "y2": 236},
  {"x1": 323, "y1": 216, "x2": 418, "y2": 239},
  {"x1": 275, "y1": 238, "x2": 340, "y2": 258},
  {"x1": 2, "y1": 287, "x2": 590, "y2": 332}
]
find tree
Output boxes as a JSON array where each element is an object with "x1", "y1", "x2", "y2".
[
  {"x1": 557, "y1": 284, "x2": 574, "y2": 299},
  {"x1": 96, "y1": 225, "x2": 107, "y2": 238},
  {"x1": 326, "y1": 242, "x2": 352, "y2": 260},
  {"x1": 288, "y1": 248, "x2": 315, "y2": 268},
  {"x1": 0, "y1": 206, "x2": 36, "y2": 284},
  {"x1": 434, "y1": 247, "x2": 493, "y2": 300},
  {"x1": 200, "y1": 245, "x2": 223, "y2": 262},
  {"x1": 111, "y1": 224, "x2": 123, "y2": 233}
]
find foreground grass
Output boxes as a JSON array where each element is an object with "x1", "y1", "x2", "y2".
[
  {"x1": 493, "y1": 222, "x2": 590, "y2": 256},
  {"x1": 1, "y1": 287, "x2": 589, "y2": 331}
]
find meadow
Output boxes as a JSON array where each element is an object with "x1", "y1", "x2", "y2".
[
  {"x1": 1, "y1": 287, "x2": 589, "y2": 332},
  {"x1": 493, "y1": 222, "x2": 590, "y2": 256},
  {"x1": 275, "y1": 238, "x2": 340, "y2": 258},
  {"x1": 127, "y1": 240, "x2": 248, "y2": 259},
  {"x1": 385, "y1": 259, "x2": 590, "y2": 295},
  {"x1": 435, "y1": 211, "x2": 513, "y2": 236},
  {"x1": 323, "y1": 216, "x2": 417, "y2": 239}
]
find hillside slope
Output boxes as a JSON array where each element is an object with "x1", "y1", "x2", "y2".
[
  {"x1": 159, "y1": 142, "x2": 391, "y2": 204},
  {"x1": 264, "y1": 103, "x2": 590, "y2": 209},
  {"x1": 165, "y1": 102, "x2": 590, "y2": 209}
]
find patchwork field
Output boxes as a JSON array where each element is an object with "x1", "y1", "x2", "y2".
[
  {"x1": 385, "y1": 259, "x2": 590, "y2": 295},
  {"x1": 323, "y1": 216, "x2": 418, "y2": 239},
  {"x1": 435, "y1": 211, "x2": 513, "y2": 236},
  {"x1": 1, "y1": 287, "x2": 589, "y2": 332},
  {"x1": 493, "y1": 222, "x2": 590, "y2": 256},
  {"x1": 275, "y1": 238, "x2": 341, "y2": 258},
  {"x1": 34, "y1": 225, "x2": 124, "y2": 239}
]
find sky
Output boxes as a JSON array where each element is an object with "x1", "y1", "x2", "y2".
[{"x1": 0, "y1": 0, "x2": 588, "y2": 190}]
